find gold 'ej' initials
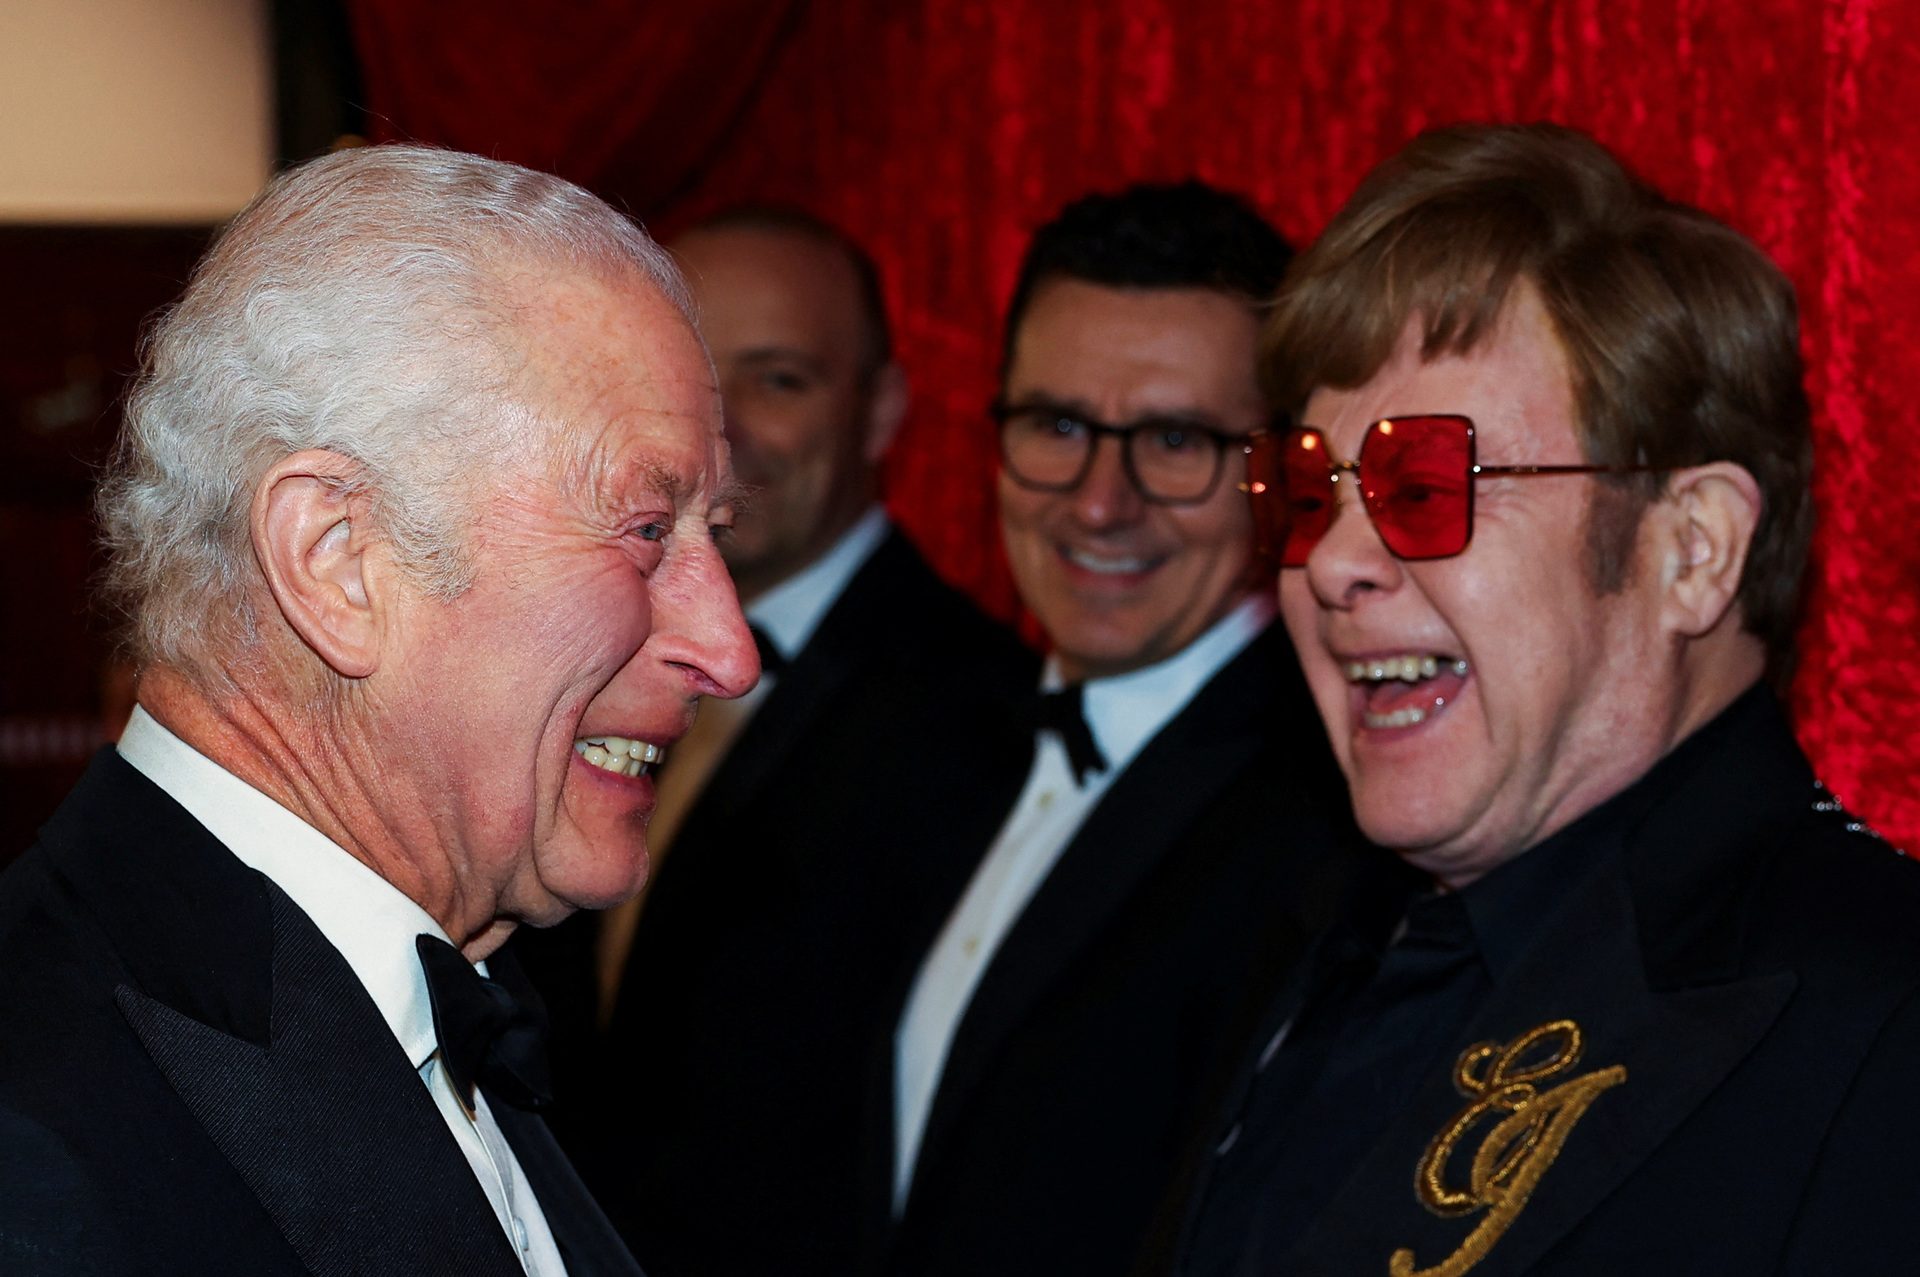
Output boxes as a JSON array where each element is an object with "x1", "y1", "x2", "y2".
[{"x1": 1388, "y1": 1018, "x2": 1626, "y2": 1277}]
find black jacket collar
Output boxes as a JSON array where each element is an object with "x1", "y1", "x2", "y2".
[
  {"x1": 1282, "y1": 686, "x2": 1809, "y2": 1277},
  {"x1": 40, "y1": 750, "x2": 641, "y2": 1276}
]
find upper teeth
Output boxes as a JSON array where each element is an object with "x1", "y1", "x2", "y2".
[
  {"x1": 574, "y1": 735, "x2": 666, "y2": 778},
  {"x1": 1343, "y1": 655, "x2": 1469, "y2": 684},
  {"x1": 1066, "y1": 548, "x2": 1152, "y2": 574}
]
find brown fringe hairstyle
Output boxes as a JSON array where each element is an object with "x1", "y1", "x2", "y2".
[{"x1": 1264, "y1": 123, "x2": 1813, "y2": 681}]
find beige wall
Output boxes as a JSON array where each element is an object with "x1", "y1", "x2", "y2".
[{"x1": 0, "y1": 0, "x2": 272, "y2": 224}]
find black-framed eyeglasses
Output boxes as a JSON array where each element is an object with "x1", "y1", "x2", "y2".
[
  {"x1": 1245, "y1": 414, "x2": 1660, "y2": 565},
  {"x1": 991, "y1": 401, "x2": 1250, "y2": 505}
]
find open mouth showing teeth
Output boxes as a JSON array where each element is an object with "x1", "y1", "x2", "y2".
[
  {"x1": 1062, "y1": 546, "x2": 1159, "y2": 575},
  {"x1": 1342, "y1": 654, "x2": 1471, "y2": 730},
  {"x1": 574, "y1": 735, "x2": 666, "y2": 778}
]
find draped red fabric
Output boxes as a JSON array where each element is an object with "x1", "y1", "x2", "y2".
[
  {"x1": 346, "y1": 0, "x2": 800, "y2": 211},
  {"x1": 349, "y1": 0, "x2": 1920, "y2": 849}
]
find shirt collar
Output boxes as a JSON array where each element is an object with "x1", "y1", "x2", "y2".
[
  {"x1": 116, "y1": 706, "x2": 448, "y2": 1070},
  {"x1": 1450, "y1": 809, "x2": 1607, "y2": 979},
  {"x1": 1451, "y1": 682, "x2": 1774, "y2": 978},
  {"x1": 1043, "y1": 593, "x2": 1275, "y2": 779},
  {"x1": 748, "y1": 506, "x2": 891, "y2": 662}
]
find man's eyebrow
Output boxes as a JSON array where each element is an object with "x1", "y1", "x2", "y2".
[
  {"x1": 1000, "y1": 392, "x2": 1092, "y2": 416},
  {"x1": 1001, "y1": 394, "x2": 1231, "y2": 430},
  {"x1": 607, "y1": 453, "x2": 688, "y2": 504},
  {"x1": 710, "y1": 473, "x2": 752, "y2": 514},
  {"x1": 734, "y1": 346, "x2": 828, "y2": 372}
]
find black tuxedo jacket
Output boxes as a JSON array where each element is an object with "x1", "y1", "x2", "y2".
[
  {"x1": 0, "y1": 751, "x2": 641, "y2": 1276},
  {"x1": 877, "y1": 620, "x2": 1383, "y2": 1277},
  {"x1": 1156, "y1": 688, "x2": 1920, "y2": 1277},
  {"x1": 530, "y1": 527, "x2": 1038, "y2": 1277}
]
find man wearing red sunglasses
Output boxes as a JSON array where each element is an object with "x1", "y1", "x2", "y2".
[{"x1": 1153, "y1": 123, "x2": 1920, "y2": 1275}]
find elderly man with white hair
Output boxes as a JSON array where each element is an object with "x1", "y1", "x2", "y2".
[{"x1": 0, "y1": 145, "x2": 756, "y2": 1276}]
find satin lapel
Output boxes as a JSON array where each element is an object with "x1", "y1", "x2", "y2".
[
  {"x1": 1288, "y1": 860, "x2": 1794, "y2": 1277},
  {"x1": 45, "y1": 756, "x2": 518, "y2": 1277},
  {"x1": 912, "y1": 626, "x2": 1291, "y2": 1188},
  {"x1": 42, "y1": 750, "x2": 277, "y2": 1042},
  {"x1": 117, "y1": 888, "x2": 521, "y2": 1277}
]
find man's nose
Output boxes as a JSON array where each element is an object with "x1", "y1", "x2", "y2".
[
  {"x1": 664, "y1": 551, "x2": 762, "y2": 700},
  {"x1": 1304, "y1": 476, "x2": 1405, "y2": 608},
  {"x1": 1068, "y1": 435, "x2": 1145, "y2": 526}
]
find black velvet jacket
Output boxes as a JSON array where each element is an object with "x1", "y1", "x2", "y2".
[
  {"x1": 1154, "y1": 687, "x2": 1920, "y2": 1277},
  {"x1": 0, "y1": 750, "x2": 642, "y2": 1276}
]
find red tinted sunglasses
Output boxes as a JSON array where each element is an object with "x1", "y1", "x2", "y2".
[{"x1": 1246, "y1": 414, "x2": 1656, "y2": 566}]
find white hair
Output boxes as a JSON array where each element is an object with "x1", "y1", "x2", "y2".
[{"x1": 97, "y1": 144, "x2": 692, "y2": 686}]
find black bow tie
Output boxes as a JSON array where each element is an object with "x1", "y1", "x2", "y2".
[
  {"x1": 750, "y1": 624, "x2": 789, "y2": 678},
  {"x1": 415, "y1": 934, "x2": 554, "y2": 1112},
  {"x1": 1031, "y1": 683, "x2": 1109, "y2": 786}
]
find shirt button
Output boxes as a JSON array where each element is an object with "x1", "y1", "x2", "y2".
[{"x1": 513, "y1": 1217, "x2": 530, "y2": 1251}]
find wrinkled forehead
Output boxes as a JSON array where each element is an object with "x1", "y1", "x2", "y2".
[
  {"x1": 494, "y1": 266, "x2": 724, "y2": 490},
  {"x1": 510, "y1": 262, "x2": 708, "y2": 375}
]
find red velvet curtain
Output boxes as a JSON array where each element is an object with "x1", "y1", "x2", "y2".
[
  {"x1": 350, "y1": 0, "x2": 1920, "y2": 850},
  {"x1": 348, "y1": 0, "x2": 801, "y2": 212}
]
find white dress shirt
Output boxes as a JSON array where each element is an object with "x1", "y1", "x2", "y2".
[
  {"x1": 118, "y1": 707, "x2": 568, "y2": 1276},
  {"x1": 891, "y1": 594, "x2": 1275, "y2": 1209},
  {"x1": 750, "y1": 504, "x2": 891, "y2": 665}
]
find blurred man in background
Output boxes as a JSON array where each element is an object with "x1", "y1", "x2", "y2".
[{"x1": 534, "y1": 207, "x2": 1033, "y2": 1277}]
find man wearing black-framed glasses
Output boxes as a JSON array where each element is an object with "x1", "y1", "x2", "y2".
[
  {"x1": 882, "y1": 182, "x2": 1386, "y2": 1277},
  {"x1": 1154, "y1": 124, "x2": 1920, "y2": 1277},
  {"x1": 993, "y1": 402, "x2": 1254, "y2": 507}
]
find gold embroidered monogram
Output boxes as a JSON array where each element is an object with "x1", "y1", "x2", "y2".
[{"x1": 1387, "y1": 1018, "x2": 1626, "y2": 1277}]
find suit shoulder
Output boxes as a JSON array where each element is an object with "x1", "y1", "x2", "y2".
[
  {"x1": 0, "y1": 838, "x2": 52, "y2": 939},
  {"x1": 848, "y1": 532, "x2": 1035, "y2": 682},
  {"x1": 1640, "y1": 696, "x2": 1920, "y2": 989},
  {"x1": 0, "y1": 1102, "x2": 142, "y2": 1273},
  {"x1": 0, "y1": 841, "x2": 104, "y2": 991},
  {"x1": 1749, "y1": 800, "x2": 1920, "y2": 983},
  {"x1": 0, "y1": 845, "x2": 159, "y2": 1202},
  {"x1": 0, "y1": 843, "x2": 126, "y2": 1063}
]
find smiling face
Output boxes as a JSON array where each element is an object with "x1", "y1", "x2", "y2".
[
  {"x1": 374, "y1": 264, "x2": 758, "y2": 938},
  {"x1": 998, "y1": 279, "x2": 1264, "y2": 681},
  {"x1": 671, "y1": 224, "x2": 891, "y2": 601},
  {"x1": 1279, "y1": 288, "x2": 1678, "y2": 888}
]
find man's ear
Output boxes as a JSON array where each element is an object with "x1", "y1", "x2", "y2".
[
  {"x1": 1653, "y1": 461, "x2": 1763, "y2": 639},
  {"x1": 862, "y1": 362, "x2": 909, "y2": 464},
  {"x1": 251, "y1": 449, "x2": 384, "y2": 679}
]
